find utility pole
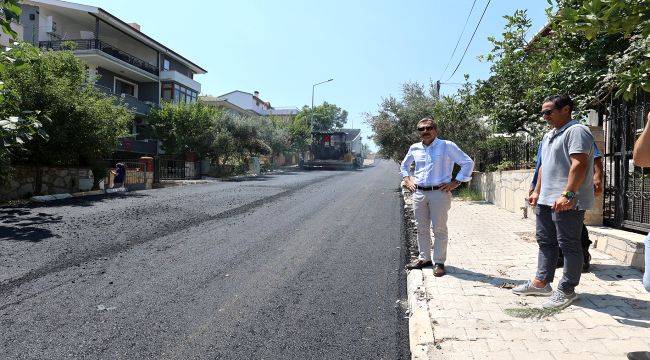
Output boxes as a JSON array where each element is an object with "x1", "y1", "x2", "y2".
[{"x1": 311, "y1": 78, "x2": 333, "y2": 132}]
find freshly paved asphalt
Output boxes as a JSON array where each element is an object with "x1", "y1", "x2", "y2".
[{"x1": 0, "y1": 160, "x2": 409, "y2": 359}]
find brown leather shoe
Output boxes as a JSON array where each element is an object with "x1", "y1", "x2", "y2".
[
  {"x1": 405, "y1": 259, "x2": 432, "y2": 270},
  {"x1": 433, "y1": 263, "x2": 445, "y2": 277}
]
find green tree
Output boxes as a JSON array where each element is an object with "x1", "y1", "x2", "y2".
[
  {"x1": 286, "y1": 114, "x2": 311, "y2": 151},
  {"x1": 210, "y1": 114, "x2": 237, "y2": 166},
  {"x1": 148, "y1": 102, "x2": 287, "y2": 169},
  {"x1": 473, "y1": 10, "x2": 547, "y2": 134},
  {"x1": 367, "y1": 81, "x2": 489, "y2": 163},
  {"x1": 473, "y1": 6, "x2": 630, "y2": 134},
  {"x1": 258, "y1": 116, "x2": 290, "y2": 156},
  {"x1": 147, "y1": 101, "x2": 218, "y2": 155},
  {"x1": 434, "y1": 82, "x2": 491, "y2": 155},
  {"x1": 0, "y1": 0, "x2": 20, "y2": 39},
  {"x1": 554, "y1": 0, "x2": 650, "y2": 100},
  {"x1": 296, "y1": 102, "x2": 348, "y2": 131},
  {"x1": 361, "y1": 143, "x2": 371, "y2": 156},
  {"x1": 0, "y1": 2, "x2": 44, "y2": 185},
  {"x1": 1, "y1": 43, "x2": 132, "y2": 166},
  {"x1": 230, "y1": 115, "x2": 271, "y2": 157},
  {"x1": 366, "y1": 82, "x2": 436, "y2": 162}
]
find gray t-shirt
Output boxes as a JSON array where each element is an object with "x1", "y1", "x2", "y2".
[{"x1": 538, "y1": 120, "x2": 595, "y2": 210}]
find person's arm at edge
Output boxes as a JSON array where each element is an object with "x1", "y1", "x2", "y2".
[
  {"x1": 400, "y1": 147, "x2": 416, "y2": 191},
  {"x1": 530, "y1": 166, "x2": 541, "y2": 206},
  {"x1": 593, "y1": 155, "x2": 604, "y2": 196},
  {"x1": 530, "y1": 142, "x2": 543, "y2": 196},
  {"x1": 633, "y1": 112, "x2": 650, "y2": 167}
]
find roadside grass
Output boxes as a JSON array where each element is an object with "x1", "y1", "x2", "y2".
[{"x1": 456, "y1": 187, "x2": 484, "y2": 201}]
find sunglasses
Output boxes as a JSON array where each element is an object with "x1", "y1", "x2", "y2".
[
  {"x1": 540, "y1": 109, "x2": 555, "y2": 117},
  {"x1": 417, "y1": 125, "x2": 435, "y2": 132}
]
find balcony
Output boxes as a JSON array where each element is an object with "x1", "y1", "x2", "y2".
[
  {"x1": 116, "y1": 137, "x2": 158, "y2": 155},
  {"x1": 39, "y1": 39, "x2": 159, "y2": 77},
  {"x1": 160, "y1": 70, "x2": 201, "y2": 93},
  {"x1": 94, "y1": 84, "x2": 157, "y2": 115}
]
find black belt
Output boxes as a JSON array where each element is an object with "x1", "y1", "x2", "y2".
[{"x1": 416, "y1": 185, "x2": 442, "y2": 191}]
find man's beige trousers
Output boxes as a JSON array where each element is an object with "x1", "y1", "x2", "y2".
[{"x1": 412, "y1": 189, "x2": 452, "y2": 264}]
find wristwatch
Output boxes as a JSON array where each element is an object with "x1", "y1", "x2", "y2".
[{"x1": 561, "y1": 190, "x2": 576, "y2": 200}]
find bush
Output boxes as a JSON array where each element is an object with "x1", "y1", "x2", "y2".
[
  {"x1": 496, "y1": 160, "x2": 516, "y2": 171},
  {"x1": 457, "y1": 187, "x2": 484, "y2": 201},
  {"x1": 1, "y1": 42, "x2": 132, "y2": 167}
]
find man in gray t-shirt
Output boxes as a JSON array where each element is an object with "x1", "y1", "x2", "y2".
[
  {"x1": 538, "y1": 122, "x2": 595, "y2": 210},
  {"x1": 513, "y1": 95, "x2": 595, "y2": 309}
]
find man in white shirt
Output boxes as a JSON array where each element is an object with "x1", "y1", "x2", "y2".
[{"x1": 400, "y1": 118, "x2": 474, "y2": 276}]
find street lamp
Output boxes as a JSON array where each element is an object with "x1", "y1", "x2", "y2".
[{"x1": 310, "y1": 78, "x2": 334, "y2": 132}]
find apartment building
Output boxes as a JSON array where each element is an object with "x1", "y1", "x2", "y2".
[
  {"x1": 16, "y1": 0, "x2": 207, "y2": 154},
  {"x1": 201, "y1": 90, "x2": 299, "y2": 118}
]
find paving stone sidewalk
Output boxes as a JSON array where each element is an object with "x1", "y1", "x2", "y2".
[{"x1": 419, "y1": 199, "x2": 649, "y2": 360}]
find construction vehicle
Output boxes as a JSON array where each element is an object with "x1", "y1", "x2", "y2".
[{"x1": 299, "y1": 129, "x2": 364, "y2": 170}]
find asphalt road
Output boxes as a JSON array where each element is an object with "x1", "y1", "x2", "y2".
[{"x1": 0, "y1": 160, "x2": 409, "y2": 360}]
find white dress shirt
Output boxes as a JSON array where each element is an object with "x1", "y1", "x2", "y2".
[{"x1": 399, "y1": 138, "x2": 474, "y2": 186}]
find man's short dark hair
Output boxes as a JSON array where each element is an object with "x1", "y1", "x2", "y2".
[
  {"x1": 543, "y1": 94, "x2": 574, "y2": 112},
  {"x1": 418, "y1": 117, "x2": 438, "y2": 129}
]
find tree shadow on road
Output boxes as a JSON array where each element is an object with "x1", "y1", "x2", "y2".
[
  {"x1": 33, "y1": 192, "x2": 150, "y2": 208},
  {"x1": 223, "y1": 175, "x2": 277, "y2": 182},
  {"x1": 0, "y1": 208, "x2": 62, "y2": 242}
]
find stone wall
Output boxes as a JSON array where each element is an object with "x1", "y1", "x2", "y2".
[
  {"x1": 471, "y1": 169, "x2": 534, "y2": 218},
  {"x1": 145, "y1": 172, "x2": 154, "y2": 189},
  {"x1": 470, "y1": 169, "x2": 604, "y2": 225},
  {"x1": 1, "y1": 166, "x2": 93, "y2": 201}
]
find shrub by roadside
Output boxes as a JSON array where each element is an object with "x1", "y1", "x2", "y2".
[{"x1": 456, "y1": 187, "x2": 483, "y2": 201}]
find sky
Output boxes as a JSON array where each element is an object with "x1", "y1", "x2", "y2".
[{"x1": 79, "y1": 0, "x2": 550, "y2": 151}]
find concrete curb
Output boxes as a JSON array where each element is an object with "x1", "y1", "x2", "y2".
[
  {"x1": 25, "y1": 167, "x2": 299, "y2": 203},
  {"x1": 71, "y1": 190, "x2": 105, "y2": 197},
  {"x1": 30, "y1": 193, "x2": 74, "y2": 202},
  {"x1": 407, "y1": 269, "x2": 435, "y2": 360},
  {"x1": 30, "y1": 188, "x2": 126, "y2": 203},
  {"x1": 401, "y1": 184, "x2": 435, "y2": 360}
]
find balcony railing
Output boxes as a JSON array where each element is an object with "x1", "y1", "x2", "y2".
[
  {"x1": 117, "y1": 137, "x2": 158, "y2": 155},
  {"x1": 39, "y1": 39, "x2": 159, "y2": 76},
  {"x1": 94, "y1": 84, "x2": 157, "y2": 115}
]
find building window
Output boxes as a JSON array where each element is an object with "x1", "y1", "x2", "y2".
[
  {"x1": 114, "y1": 77, "x2": 137, "y2": 97},
  {"x1": 161, "y1": 82, "x2": 198, "y2": 104},
  {"x1": 161, "y1": 82, "x2": 173, "y2": 101},
  {"x1": 163, "y1": 59, "x2": 170, "y2": 71}
]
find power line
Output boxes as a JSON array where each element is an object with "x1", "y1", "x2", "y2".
[
  {"x1": 440, "y1": 82, "x2": 465, "y2": 87},
  {"x1": 439, "y1": 0, "x2": 478, "y2": 81},
  {"x1": 446, "y1": 0, "x2": 491, "y2": 82}
]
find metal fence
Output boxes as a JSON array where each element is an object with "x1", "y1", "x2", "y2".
[
  {"x1": 153, "y1": 156, "x2": 201, "y2": 181},
  {"x1": 474, "y1": 137, "x2": 540, "y2": 172},
  {"x1": 603, "y1": 91, "x2": 650, "y2": 232},
  {"x1": 105, "y1": 159, "x2": 148, "y2": 190}
]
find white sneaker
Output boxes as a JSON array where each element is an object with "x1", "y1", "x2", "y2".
[
  {"x1": 512, "y1": 280, "x2": 552, "y2": 296},
  {"x1": 542, "y1": 289, "x2": 577, "y2": 309}
]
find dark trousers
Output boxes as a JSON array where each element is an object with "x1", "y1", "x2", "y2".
[
  {"x1": 558, "y1": 224, "x2": 592, "y2": 267},
  {"x1": 535, "y1": 205, "x2": 586, "y2": 294}
]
